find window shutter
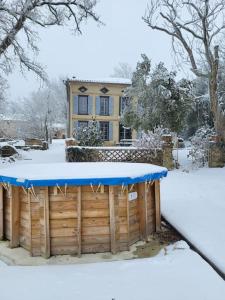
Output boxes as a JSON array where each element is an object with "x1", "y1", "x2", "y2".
[
  {"x1": 109, "y1": 122, "x2": 113, "y2": 141},
  {"x1": 119, "y1": 97, "x2": 122, "y2": 116},
  {"x1": 74, "y1": 96, "x2": 78, "y2": 114},
  {"x1": 88, "y1": 96, "x2": 93, "y2": 114},
  {"x1": 109, "y1": 96, "x2": 114, "y2": 116},
  {"x1": 73, "y1": 121, "x2": 79, "y2": 137},
  {"x1": 96, "y1": 96, "x2": 100, "y2": 115}
]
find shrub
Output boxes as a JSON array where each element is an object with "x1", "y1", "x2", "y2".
[
  {"x1": 75, "y1": 121, "x2": 103, "y2": 147},
  {"x1": 134, "y1": 126, "x2": 170, "y2": 148},
  {"x1": 188, "y1": 126, "x2": 215, "y2": 167}
]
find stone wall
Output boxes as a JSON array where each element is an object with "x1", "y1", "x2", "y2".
[{"x1": 162, "y1": 135, "x2": 174, "y2": 170}]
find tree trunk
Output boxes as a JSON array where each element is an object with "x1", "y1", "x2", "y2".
[
  {"x1": 209, "y1": 75, "x2": 218, "y2": 130},
  {"x1": 209, "y1": 80, "x2": 225, "y2": 141},
  {"x1": 44, "y1": 118, "x2": 48, "y2": 142},
  {"x1": 209, "y1": 46, "x2": 225, "y2": 141}
]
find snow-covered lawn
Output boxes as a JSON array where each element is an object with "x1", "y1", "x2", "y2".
[
  {"x1": 1, "y1": 243, "x2": 225, "y2": 300},
  {"x1": 18, "y1": 139, "x2": 66, "y2": 164},
  {"x1": 1, "y1": 143, "x2": 225, "y2": 298},
  {"x1": 162, "y1": 149, "x2": 225, "y2": 275},
  {"x1": 0, "y1": 139, "x2": 65, "y2": 167}
]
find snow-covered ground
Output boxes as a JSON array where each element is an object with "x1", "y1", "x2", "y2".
[
  {"x1": 18, "y1": 139, "x2": 66, "y2": 164},
  {"x1": 0, "y1": 139, "x2": 65, "y2": 167},
  {"x1": 1, "y1": 242, "x2": 225, "y2": 300},
  {"x1": 162, "y1": 148, "x2": 225, "y2": 275},
  {"x1": 1, "y1": 142, "x2": 225, "y2": 298}
]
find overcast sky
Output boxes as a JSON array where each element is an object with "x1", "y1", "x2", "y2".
[{"x1": 8, "y1": 0, "x2": 188, "y2": 101}]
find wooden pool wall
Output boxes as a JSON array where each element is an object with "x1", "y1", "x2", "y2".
[{"x1": 0, "y1": 181, "x2": 161, "y2": 257}]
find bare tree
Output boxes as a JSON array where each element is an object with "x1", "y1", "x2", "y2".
[
  {"x1": 143, "y1": 0, "x2": 225, "y2": 137},
  {"x1": 18, "y1": 78, "x2": 67, "y2": 140},
  {"x1": 111, "y1": 62, "x2": 133, "y2": 79},
  {"x1": 0, "y1": 74, "x2": 7, "y2": 105},
  {"x1": 0, "y1": 0, "x2": 100, "y2": 80}
]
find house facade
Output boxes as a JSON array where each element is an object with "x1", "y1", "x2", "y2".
[{"x1": 66, "y1": 78, "x2": 135, "y2": 145}]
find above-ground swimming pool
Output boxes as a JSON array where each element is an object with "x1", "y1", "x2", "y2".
[{"x1": 0, "y1": 162, "x2": 167, "y2": 257}]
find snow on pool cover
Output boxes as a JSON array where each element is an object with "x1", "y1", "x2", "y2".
[{"x1": 0, "y1": 162, "x2": 167, "y2": 188}]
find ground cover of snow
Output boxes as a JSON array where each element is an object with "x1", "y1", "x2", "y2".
[
  {"x1": 1, "y1": 142, "x2": 225, "y2": 298},
  {"x1": 0, "y1": 139, "x2": 65, "y2": 167},
  {"x1": 162, "y1": 148, "x2": 225, "y2": 275},
  {"x1": 0, "y1": 242, "x2": 225, "y2": 300}
]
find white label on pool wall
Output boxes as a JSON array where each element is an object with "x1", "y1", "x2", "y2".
[{"x1": 128, "y1": 192, "x2": 138, "y2": 201}]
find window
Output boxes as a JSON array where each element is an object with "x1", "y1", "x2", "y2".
[
  {"x1": 120, "y1": 97, "x2": 130, "y2": 115},
  {"x1": 78, "y1": 95, "x2": 88, "y2": 115},
  {"x1": 78, "y1": 121, "x2": 88, "y2": 130},
  {"x1": 100, "y1": 96, "x2": 109, "y2": 116},
  {"x1": 100, "y1": 121, "x2": 109, "y2": 141},
  {"x1": 119, "y1": 123, "x2": 132, "y2": 141}
]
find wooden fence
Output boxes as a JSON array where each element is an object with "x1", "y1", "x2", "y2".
[{"x1": 66, "y1": 146, "x2": 167, "y2": 167}]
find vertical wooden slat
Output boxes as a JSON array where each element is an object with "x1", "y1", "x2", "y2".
[
  {"x1": 109, "y1": 186, "x2": 117, "y2": 254},
  {"x1": 137, "y1": 183, "x2": 148, "y2": 240},
  {"x1": 144, "y1": 183, "x2": 148, "y2": 236},
  {"x1": 41, "y1": 187, "x2": 50, "y2": 258},
  {"x1": 9, "y1": 186, "x2": 20, "y2": 248},
  {"x1": 27, "y1": 190, "x2": 32, "y2": 255},
  {"x1": 53, "y1": 186, "x2": 58, "y2": 196},
  {"x1": 77, "y1": 186, "x2": 82, "y2": 257},
  {"x1": 0, "y1": 185, "x2": 3, "y2": 240},
  {"x1": 155, "y1": 180, "x2": 161, "y2": 232},
  {"x1": 100, "y1": 185, "x2": 104, "y2": 194},
  {"x1": 126, "y1": 188, "x2": 130, "y2": 250}
]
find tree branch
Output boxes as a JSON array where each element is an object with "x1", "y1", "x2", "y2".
[{"x1": 0, "y1": 0, "x2": 101, "y2": 81}]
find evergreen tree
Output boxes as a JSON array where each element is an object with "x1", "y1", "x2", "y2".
[
  {"x1": 121, "y1": 54, "x2": 151, "y2": 130},
  {"x1": 122, "y1": 56, "x2": 193, "y2": 133},
  {"x1": 76, "y1": 121, "x2": 103, "y2": 147},
  {"x1": 184, "y1": 76, "x2": 213, "y2": 138},
  {"x1": 150, "y1": 63, "x2": 193, "y2": 132}
]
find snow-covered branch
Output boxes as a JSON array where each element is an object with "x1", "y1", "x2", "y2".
[{"x1": 0, "y1": 0, "x2": 100, "y2": 80}]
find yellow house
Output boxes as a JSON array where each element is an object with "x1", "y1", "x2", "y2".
[{"x1": 66, "y1": 78, "x2": 135, "y2": 145}]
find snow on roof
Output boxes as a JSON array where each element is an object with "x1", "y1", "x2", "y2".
[
  {"x1": 70, "y1": 77, "x2": 131, "y2": 85},
  {"x1": 0, "y1": 162, "x2": 167, "y2": 188}
]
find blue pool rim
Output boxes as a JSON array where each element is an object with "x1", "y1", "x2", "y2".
[{"x1": 0, "y1": 170, "x2": 167, "y2": 188}]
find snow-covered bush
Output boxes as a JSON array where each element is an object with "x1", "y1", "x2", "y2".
[
  {"x1": 76, "y1": 121, "x2": 103, "y2": 147},
  {"x1": 134, "y1": 126, "x2": 170, "y2": 148},
  {"x1": 188, "y1": 126, "x2": 215, "y2": 167}
]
